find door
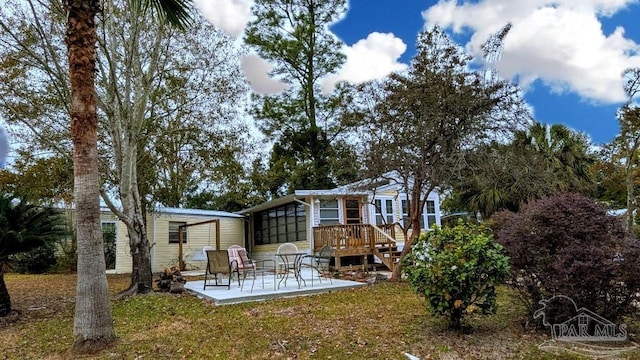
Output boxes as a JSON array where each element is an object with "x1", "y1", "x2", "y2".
[
  {"x1": 343, "y1": 198, "x2": 362, "y2": 224},
  {"x1": 343, "y1": 198, "x2": 362, "y2": 245}
]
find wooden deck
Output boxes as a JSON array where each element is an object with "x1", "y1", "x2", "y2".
[{"x1": 312, "y1": 224, "x2": 401, "y2": 271}]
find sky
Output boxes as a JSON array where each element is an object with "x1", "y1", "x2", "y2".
[{"x1": 194, "y1": 0, "x2": 640, "y2": 145}]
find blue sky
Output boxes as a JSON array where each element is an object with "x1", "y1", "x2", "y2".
[
  {"x1": 329, "y1": 0, "x2": 640, "y2": 145},
  {"x1": 197, "y1": 0, "x2": 640, "y2": 145}
]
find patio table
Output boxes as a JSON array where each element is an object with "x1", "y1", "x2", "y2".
[{"x1": 276, "y1": 251, "x2": 307, "y2": 289}]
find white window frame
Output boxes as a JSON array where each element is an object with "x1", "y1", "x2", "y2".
[
  {"x1": 318, "y1": 198, "x2": 340, "y2": 225},
  {"x1": 373, "y1": 197, "x2": 395, "y2": 226},
  {"x1": 401, "y1": 197, "x2": 438, "y2": 231}
]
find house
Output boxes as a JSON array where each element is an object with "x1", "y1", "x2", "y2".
[
  {"x1": 239, "y1": 176, "x2": 441, "y2": 271},
  {"x1": 113, "y1": 207, "x2": 245, "y2": 273},
  {"x1": 110, "y1": 176, "x2": 440, "y2": 274}
]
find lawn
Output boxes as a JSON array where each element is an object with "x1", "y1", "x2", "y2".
[{"x1": 0, "y1": 273, "x2": 635, "y2": 359}]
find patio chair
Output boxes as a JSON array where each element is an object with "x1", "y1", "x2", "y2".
[
  {"x1": 227, "y1": 245, "x2": 248, "y2": 282},
  {"x1": 238, "y1": 248, "x2": 276, "y2": 292},
  {"x1": 276, "y1": 242, "x2": 305, "y2": 288},
  {"x1": 302, "y1": 244, "x2": 333, "y2": 286},
  {"x1": 228, "y1": 245, "x2": 276, "y2": 292},
  {"x1": 203, "y1": 249, "x2": 239, "y2": 290}
]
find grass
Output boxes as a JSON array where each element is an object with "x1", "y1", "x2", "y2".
[{"x1": 1, "y1": 273, "x2": 638, "y2": 359}]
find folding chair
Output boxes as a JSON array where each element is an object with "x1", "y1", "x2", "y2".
[{"x1": 203, "y1": 249, "x2": 239, "y2": 290}]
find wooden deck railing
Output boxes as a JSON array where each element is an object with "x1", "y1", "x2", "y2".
[{"x1": 312, "y1": 224, "x2": 397, "y2": 251}]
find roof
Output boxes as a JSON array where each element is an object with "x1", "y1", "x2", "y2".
[
  {"x1": 154, "y1": 207, "x2": 244, "y2": 219},
  {"x1": 238, "y1": 189, "x2": 371, "y2": 215}
]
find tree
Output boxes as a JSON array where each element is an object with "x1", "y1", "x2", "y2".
[
  {"x1": 355, "y1": 27, "x2": 528, "y2": 280},
  {"x1": 451, "y1": 122, "x2": 595, "y2": 218},
  {"x1": 0, "y1": 194, "x2": 67, "y2": 317},
  {"x1": 1, "y1": 0, "x2": 248, "y2": 300},
  {"x1": 0, "y1": 152, "x2": 74, "y2": 205},
  {"x1": 244, "y1": 0, "x2": 357, "y2": 195},
  {"x1": 63, "y1": 0, "x2": 192, "y2": 353},
  {"x1": 594, "y1": 141, "x2": 633, "y2": 210},
  {"x1": 614, "y1": 68, "x2": 640, "y2": 231},
  {"x1": 95, "y1": 3, "x2": 248, "y2": 293}
]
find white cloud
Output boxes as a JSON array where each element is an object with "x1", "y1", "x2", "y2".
[
  {"x1": 193, "y1": 0, "x2": 254, "y2": 38},
  {"x1": 241, "y1": 54, "x2": 290, "y2": 94},
  {"x1": 322, "y1": 32, "x2": 408, "y2": 93},
  {"x1": 423, "y1": 0, "x2": 640, "y2": 104}
]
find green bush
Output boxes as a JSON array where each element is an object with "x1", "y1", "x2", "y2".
[
  {"x1": 403, "y1": 222, "x2": 510, "y2": 330},
  {"x1": 52, "y1": 236, "x2": 77, "y2": 273},
  {"x1": 9, "y1": 243, "x2": 57, "y2": 274},
  {"x1": 103, "y1": 228, "x2": 116, "y2": 270}
]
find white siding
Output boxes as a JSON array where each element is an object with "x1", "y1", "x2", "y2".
[{"x1": 115, "y1": 220, "x2": 132, "y2": 273}]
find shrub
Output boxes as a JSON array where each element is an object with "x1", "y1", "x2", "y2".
[
  {"x1": 52, "y1": 236, "x2": 77, "y2": 273},
  {"x1": 494, "y1": 193, "x2": 640, "y2": 324},
  {"x1": 9, "y1": 243, "x2": 57, "y2": 274},
  {"x1": 103, "y1": 228, "x2": 116, "y2": 270},
  {"x1": 403, "y1": 222, "x2": 510, "y2": 330}
]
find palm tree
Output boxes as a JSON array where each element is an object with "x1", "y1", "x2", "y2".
[
  {"x1": 64, "y1": 0, "x2": 192, "y2": 353},
  {"x1": 514, "y1": 122, "x2": 594, "y2": 194},
  {"x1": 454, "y1": 122, "x2": 595, "y2": 218},
  {"x1": 0, "y1": 195, "x2": 67, "y2": 317}
]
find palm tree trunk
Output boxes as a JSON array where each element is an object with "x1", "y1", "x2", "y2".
[
  {"x1": 0, "y1": 270, "x2": 11, "y2": 317},
  {"x1": 65, "y1": 0, "x2": 115, "y2": 353}
]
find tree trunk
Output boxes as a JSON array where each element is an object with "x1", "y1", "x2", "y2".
[
  {"x1": 0, "y1": 270, "x2": 11, "y2": 317},
  {"x1": 626, "y1": 167, "x2": 635, "y2": 233},
  {"x1": 116, "y1": 138, "x2": 154, "y2": 297},
  {"x1": 390, "y1": 183, "x2": 425, "y2": 281},
  {"x1": 65, "y1": 0, "x2": 115, "y2": 353},
  {"x1": 118, "y1": 212, "x2": 153, "y2": 297}
]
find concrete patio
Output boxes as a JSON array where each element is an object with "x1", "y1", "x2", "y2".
[{"x1": 183, "y1": 268, "x2": 369, "y2": 305}]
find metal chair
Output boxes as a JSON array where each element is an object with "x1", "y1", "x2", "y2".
[
  {"x1": 228, "y1": 245, "x2": 276, "y2": 292},
  {"x1": 238, "y1": 248, "x2": 276, "y2": 292},
  {"x1": 227, "y1": 245, "x2": 249, "y2": 283},
  {"x1": 203, "y1": 249, "x2": 239, "y2": 290},
  {"x1": 276, "y1": 242, "x2": 304, "y2": 288},
  {"x1": 302, "y1": 244, "x2": 333, "y2": 286}
]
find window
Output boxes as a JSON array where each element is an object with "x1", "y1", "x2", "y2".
[
  {"x1": 425, "y1": 200, "x2": 437, "y2": 229},
  {"x1": 374, "y1": 198, "x2": 394, "y2": 225},
  {"x1": 254, "y1": 202, "x2": 306, "y2": 245},
  {"x1": 101, "y1": 221, "x2": 116, "y2": 234},
  {"x1": 169, "y1": 221, "x2": 187, "y2": 243},
  {"x1": 319, "y1": 199, "x2": 339, "y2": 225},
  {"x1": 401, "y1": 199, "x2": 437, "y2": 230}
]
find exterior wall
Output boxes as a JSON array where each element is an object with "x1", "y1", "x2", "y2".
[
  {"x1": 115, "y1": 220, "x2": 132, "y2": 273},
  {"x1": 114, "y1": 211, "x2": 244, "y2": 273},
  {"x1": 245, "y1": 184, "x2": 442, "y2": 259},
  {"x1": 366, "y1": 189, "x2": 442, "y2": 245},
  {"x1": 252, "y1": 240, "x2": 310, "y2": 262}
]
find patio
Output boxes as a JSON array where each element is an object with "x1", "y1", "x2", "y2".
[{"x1": 183, "y1": 268, "x2": 369, "y2": 305}]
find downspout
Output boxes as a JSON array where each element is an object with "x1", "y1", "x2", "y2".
[
  {"x1": 296, "y1": 197, "x2": 313, "y2": 252},
  {"x1": 243, "y1": 216, "x2": 251, "y2": 254}
]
